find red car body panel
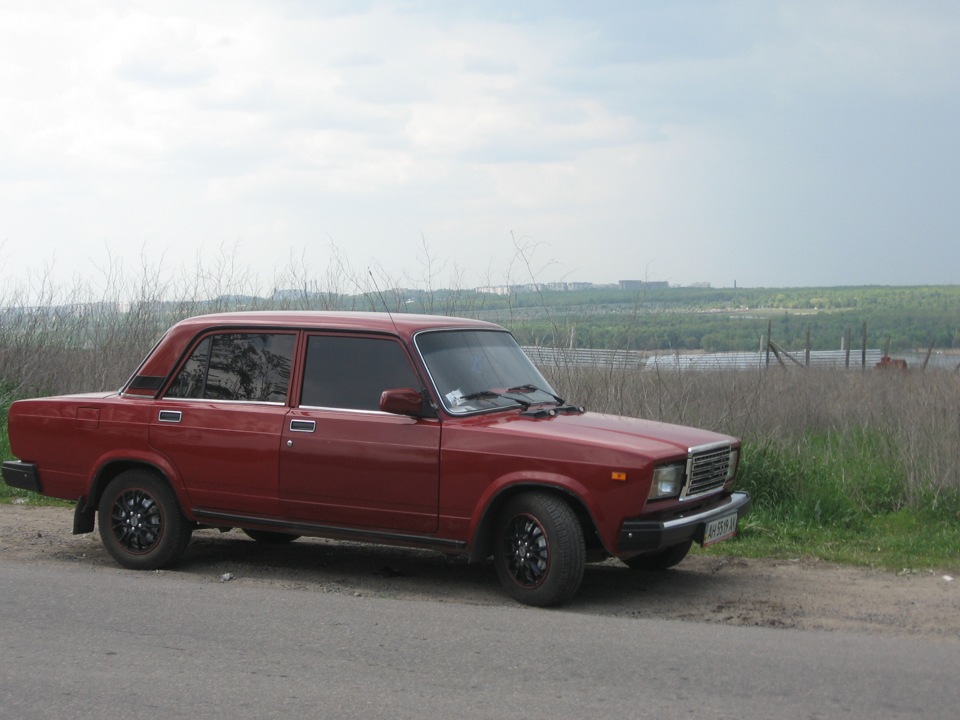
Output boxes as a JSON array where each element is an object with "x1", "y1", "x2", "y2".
[{"x1": 279, "y1": 408, "x2": 441, "y2": 533}]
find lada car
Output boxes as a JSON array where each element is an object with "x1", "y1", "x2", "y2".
[{"x1": 3, "y1": 311, "x2": 749, "y2": 606}]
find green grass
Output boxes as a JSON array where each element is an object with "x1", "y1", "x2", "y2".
[
  {"x1": 1, "y1": 381, "x2": 13, "y2": 498},
  {"x1": 0, "y1": 492, "x2": 71, "y2": 506},
  {"x1": 697, "y1": 436, "x2": 960, "y2": 571},
  {"x1": 736, "y1": 431, "x2": 910, "y2": 524},
  {"x1": 698, "y1": 509, "x2": 960, "y2": 572}
]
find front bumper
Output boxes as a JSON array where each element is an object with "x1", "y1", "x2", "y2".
[
  {"x1": 618, "y1": 491, "x2": 751, "y2": 553},
  {"x1": 1, "y1": 461, "x2": 42, "y2": 493}
]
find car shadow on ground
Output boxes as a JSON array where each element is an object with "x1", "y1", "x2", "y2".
[
  {"x1": 48, "y1": 529, "x2": 797, "y2": 626},
  {"x1": 50, "y1": 523, "x2": 747, "y2": 614},
  {"x1": 57, "y1": 528, "x2": 740, "y2": 614}
]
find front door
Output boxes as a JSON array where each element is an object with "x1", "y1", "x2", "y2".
[{"x1": 279, "y1": 333, "x2": 441, "y2": 533}]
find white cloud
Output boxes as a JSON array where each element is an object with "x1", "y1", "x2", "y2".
[{"x1": 1, "y1": 0, "x2": 959, "y2": 294}]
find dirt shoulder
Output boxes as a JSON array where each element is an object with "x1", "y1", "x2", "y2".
[{"x1": 2, "y1": 504, "x2": 957, "y2": 640}]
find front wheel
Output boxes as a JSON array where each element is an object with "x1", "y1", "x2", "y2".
[
  {"x1": 493, "y1": 492, "x2": 585, "y2": 607},
  {"x1": 98, "y1": 470, "x2": 193, "y2": 570}
]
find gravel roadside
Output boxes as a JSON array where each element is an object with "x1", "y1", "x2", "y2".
[{"x1": 2, "y1": 503, "x2": 957, "y2": 639}]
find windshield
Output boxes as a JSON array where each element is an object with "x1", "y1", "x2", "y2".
[{"x1": 416, "y1": 329, "x2": 559, "y2": 415}]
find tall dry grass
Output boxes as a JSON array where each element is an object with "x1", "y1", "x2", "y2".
[
  {"x1": 548, "y1": 362, "x2": 960, "y2": 516},
  {"x1": 2, "y1": 252, "x2": 958, "y2": 517}
]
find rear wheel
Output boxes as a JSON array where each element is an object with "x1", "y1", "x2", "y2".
[
  {"x1": 493, "y1": 492, "x2": 585, "y2": 607},
  {"x1": 621, "y1": 540, "x2": 692, "y2": 571},
  {"x1": 242, "y1": 529, "x2": 300, "y2": 544},
  {"x1": 97, "y1": 470, "x2": 193, "y2": 570}
]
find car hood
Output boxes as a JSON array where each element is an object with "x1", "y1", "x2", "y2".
[{"x1": 454, "y1": 409, "x2": 737, "y2": 463}]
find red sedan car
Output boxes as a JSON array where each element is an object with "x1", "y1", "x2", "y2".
[{"x1": 3, "y1": 311, "x2": 749, "y2": 606}]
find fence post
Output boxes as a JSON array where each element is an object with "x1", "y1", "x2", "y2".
[
  {"x1": 922, "y1": 340, "x2": 934, "y2": 371},
  {"x1": 805, "y1": 327, "x2": 811, "y2": 367},
  {"x1": 861, "y1": 321, "x2": 868, "y2": 370},
  {"x1": 765, "y1": 320, "x2": 772, "y2": 368}
]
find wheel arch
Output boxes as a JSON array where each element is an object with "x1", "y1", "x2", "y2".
[
  {"x1": 82, "y1": 456, "x2": 184, "y2": 516},
  {"x1": 467, "y1": 481, "x2": 603, "y2": 563}
]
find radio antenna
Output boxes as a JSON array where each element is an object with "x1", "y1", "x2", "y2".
[{"x1": 368, "y1": 268, "x2": 402, "y2": 334}]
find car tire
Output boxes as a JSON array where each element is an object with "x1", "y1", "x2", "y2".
[
  {"x1": 98, "y1": 469, "x2": 193, "y2": 570},
  {"x1": 493, "y1": 492, "x2": 585, "y2": 607},
  {"x1": 242, "y1": 529, "x2": 300, "y2": 544},
  {"x1": 621, "y1": 540, "x2": 692, "y2": 571}
]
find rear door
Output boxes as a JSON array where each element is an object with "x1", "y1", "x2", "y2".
[
  {"x1": 148, "y1": 331, "x2": 296, "y2": 516},
  {"x1": 279, "y1": 333, "x2": 441, "y2": 533}
]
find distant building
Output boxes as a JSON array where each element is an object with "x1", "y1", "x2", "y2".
[
  {"x1": 476, "y1": 284, "x2": 529, "y2": 295},
  {"x1": 476, "y1": 282, "x2": 598, "y2": 295},
  {"x1": 619, "y1": 280, "x2": 669, "y2": 290}
]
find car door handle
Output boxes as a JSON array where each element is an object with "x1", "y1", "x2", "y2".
[
  {"x1": 158, "y1": 410, "x2": 182, "y2": 423},
  {"x1": 289, "y1": 419, "x2": 316, "y2": 433}
]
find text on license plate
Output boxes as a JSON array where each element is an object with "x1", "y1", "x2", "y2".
[{"x1": 702, "y1": 512, "x2": 738, "y2": 546}]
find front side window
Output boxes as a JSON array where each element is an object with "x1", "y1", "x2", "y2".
[
  {"x1": 301, "y1": 335, "x2": 420, "y2": 411},
  {"x1": 166, "y1": 333, "x2": 295, "y2": 402},
  {"x1": 416, "y1": 329, "x2": 558, "y2": 414}
]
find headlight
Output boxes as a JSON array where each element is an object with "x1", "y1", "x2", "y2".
[
  {"x1": 649, "y1": 462, "x2": 685, "y2": 500},
  {"x1": 726, "y1": 449, "x2": 740, "y2": 482}
]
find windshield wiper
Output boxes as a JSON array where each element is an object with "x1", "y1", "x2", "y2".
[
  {"x1": 461, "y1": 386, "x2": 585, "y2": 415},
  {"x1": 460, "y1": 389, "x2": 531, "y2": 410},
  {"x1": 460, "y1": 389, "x2": 499, "y2": 401},
  {"x1": 506, "y1": 384, "x2": 586, "y2": 416},
  {"x1": 506, "y1": 384, "x2": 565, "y2": 405}
]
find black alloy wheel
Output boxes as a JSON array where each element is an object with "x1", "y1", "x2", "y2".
[
  {"x1": 98, "y1": 469, "x2": 193, "y2": 570},
  {"x1": 503, "y1": 513, "x2": 550, "y2": 588},
  {"x1": 493, "y1": 492, "x2": 585, "y2": 607}
]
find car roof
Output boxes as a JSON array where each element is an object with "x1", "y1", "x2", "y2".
[
  {"x1": 123, "y1": 311, "x2": 507, "y2": 396},
  {"x1": 172, "y1": 311, "x2": 503, "y2": 338}
]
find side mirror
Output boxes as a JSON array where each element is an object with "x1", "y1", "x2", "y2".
[{"x1": 380, "y1": 387, "x2": 431, "y2": 417}]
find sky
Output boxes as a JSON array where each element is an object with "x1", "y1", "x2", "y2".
[{"x1": 2, "y1": 0, "x2": 959, "y2": 298}]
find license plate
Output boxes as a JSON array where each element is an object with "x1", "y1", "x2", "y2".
[{"x1": 703, "y1": 512, "x2": 738, "y2": 546}]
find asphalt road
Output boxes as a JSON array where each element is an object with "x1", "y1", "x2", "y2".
[{"x1": 1, "y1": 559, "x2": 957, "y2": 720}]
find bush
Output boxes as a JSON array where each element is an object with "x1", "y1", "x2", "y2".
[{"x1": 737, "y1": 431, "x2": 907, "y2": 529}]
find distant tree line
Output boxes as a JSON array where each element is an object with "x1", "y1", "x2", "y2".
[{"x1": 491, "y1": 285, "x2": 960, "y2": 353}]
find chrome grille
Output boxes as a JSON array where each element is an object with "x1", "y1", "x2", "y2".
[{"x1": 683, "y1": 443, "x2": 734, "y2": 499}]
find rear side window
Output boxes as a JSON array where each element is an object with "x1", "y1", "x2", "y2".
[
  {"x1": 301, "y1": 335, "x2": 420, "y2": 411},
  {"x1": 166, "y1": 333, "x2": 296, "y2": 402}
]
